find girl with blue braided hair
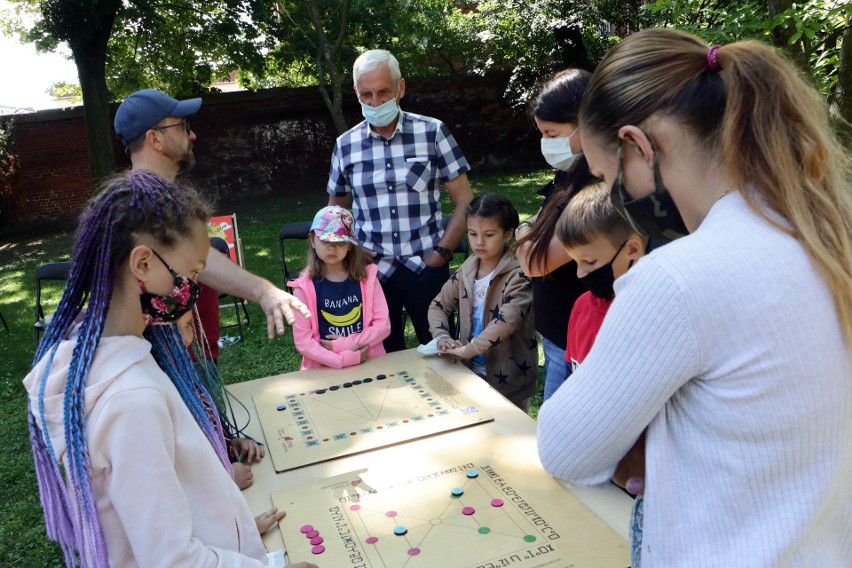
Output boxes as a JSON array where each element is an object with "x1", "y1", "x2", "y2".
[{"x1": 23, "y1": 171, "x2": 319, "y2": 568}]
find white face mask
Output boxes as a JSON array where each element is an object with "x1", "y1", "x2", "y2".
[
  {"x1": 360, "y1": 97, "x2": 400, "y2": 128},
  {"x1": 540, "y1": 129, "x2": 579, "y2": 171}
]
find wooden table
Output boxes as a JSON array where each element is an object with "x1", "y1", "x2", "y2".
[{"x1": 228, "y1": 348, "x2": 633, "y2": 555}]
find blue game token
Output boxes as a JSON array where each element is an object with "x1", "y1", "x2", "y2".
[
  {"x1": 277, "y1": 405, "x2": 286, "y2": 411},
  {"x1": 451, "y1": 487, "x2": 464, "y2": 497},
  {"x1": 466, "y1": 470, "x2": 479, "y2": 478},
  {"x1": 393, "y1": 526, "x2": 408, "y2": 536}
]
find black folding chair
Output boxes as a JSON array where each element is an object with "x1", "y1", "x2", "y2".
[
  {"x1": 278, "y1": 221, "x2": 312, "y2": 292},
  {"x1": 34, "y1": 261, "x2": 72, "y2": 346}
]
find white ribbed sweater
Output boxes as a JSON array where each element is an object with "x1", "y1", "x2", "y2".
[{"x1": 537, "y1": 192, "x2": 852, "y2": 567}]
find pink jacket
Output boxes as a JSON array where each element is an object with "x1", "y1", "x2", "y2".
[{"x1": 288, "y1": 263, "x2": 391, "y2": 369}]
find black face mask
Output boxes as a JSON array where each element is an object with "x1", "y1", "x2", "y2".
[
  {"x1": 580, "y1": 240, "x2": 632, "y2": 300},
  {"x1": 610, "y1": 132, "x2": 688, "y2": 241}
]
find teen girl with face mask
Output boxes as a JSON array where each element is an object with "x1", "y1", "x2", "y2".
[
  {"x1": 24, "y1": 172, "x2": 318, "y2": 568},
  {"x1": 513, "y1": 69, "x2": 599, "y2": 401}
]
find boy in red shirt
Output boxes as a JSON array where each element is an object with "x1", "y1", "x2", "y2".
[{"x1": 556, "y1": 184, "x2": 647, "y2": 371}]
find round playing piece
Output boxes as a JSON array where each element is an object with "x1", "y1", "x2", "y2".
[
  {"x1": 462, "y1": 507, "x2": 475, "y2": 515},
  {"x1": 306, "y1": 530, "x2": 319, "y2": 539},
  {"x1": 363, "y1": 378, "x2": 373, "y2": 383},
  {"x1": 366, "y1": 536, "x2": 378, "y2": 544},
  {"x1": 377, "y1": 374, "x2": 387, "y2": 380},
  {"x1": 523, "y1": 535, "x2": 537, "y2": 543},
  {"x1": 329, "y1": 385, "x2": 340, "y2": 391},
  {"x1": 343, "y1": 382, "x2": 353, "y2": 388},
  {"x1": 478, "y1": 527, "x2": 491, "y2": 534},
  {"x1": 353, "y1": 380, "x2": 362, "y2": 385},
  {"x1": 393, "y1": 526, "x2": 408, "y2": 536},
  {"x1": 300, "y1": 524, "x2": 313, "y2": 533},
  {"x1": 350, "y1": 504, "x2": 361, "y2": 511},
  {"x1": 311, "y1": 545, "x2": 325, "y2": 554},
  {"x1": 276, "y1": 405, "x2": 286, "y2": 411},
  {"x1": 451, "y1": 487, "x2": 464, "y2": 497},
  {"x1": 491, "y1": 499, "x2": 504, "y2": 507},
  {"x1": 466, "y1": 470, "x2": 479, "y2": 479},
  {"x1": 315, "y1": 389, "x2": 326, "y2": 394},
  {"x1": 385, "y1": 511, "x2": 397, "y2": 518},
  {"x1": 310, "y1": 536, "x2": 323, "y2": 545},
  {"x1": 407, "y1": 548, "x2": 421, "y2": 556}
]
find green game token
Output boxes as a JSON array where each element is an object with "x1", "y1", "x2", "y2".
[
  {"x1": 478, "y1": 527, "x2": 491, "y2": 534},
  {"x1": 523, "y1": 535, "x2": 536, "y2": 543}
]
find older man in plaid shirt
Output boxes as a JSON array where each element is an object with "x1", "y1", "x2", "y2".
[{"x1": 328, "y1": 49, "x2": 474, "y2": 352}]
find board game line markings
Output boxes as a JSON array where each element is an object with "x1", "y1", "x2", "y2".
[
  {"x1": 402, "y1": 524, "x2": 437, "y2": 568},
  {"x1": 351, "y1": 378, "x2": 392, "y2": 422}
]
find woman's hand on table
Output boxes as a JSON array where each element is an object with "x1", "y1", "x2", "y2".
[
  {"x1": 255, "y1": 507, "x2": 286, "y2": 535},
  {"x1": 612, "y1": 431, "x2": 646, "y2": 495},
  {"x1": 231, "y1": 437, "x2": 265, "y2": 464}
]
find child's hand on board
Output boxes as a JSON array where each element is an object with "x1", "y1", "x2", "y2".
[
  {"x1": 255, "y1": 507, "x2": 286, "y2": 535},
  {"x1": 443, "y1": 342, "x2": 477, "y2": 362},
  {"x1": 231, "y1": 437, "x2": 265, "y2": 464},
  {"x1": 232, "y1": 462, "x2": 253, "y2": 490},
  {"x1": 437, "y1": 337, "x2": 464, "y2": 363}
]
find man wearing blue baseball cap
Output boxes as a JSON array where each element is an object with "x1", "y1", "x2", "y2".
[{"x1": 115, "y1": 89, "x2": 311, "y2": 337}]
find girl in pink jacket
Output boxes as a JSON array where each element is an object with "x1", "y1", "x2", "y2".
[{"x1": 288, "y1": 206, "x2": 390, "y2": 369}]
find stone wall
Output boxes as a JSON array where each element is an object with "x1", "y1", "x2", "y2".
[{"x1": 1, "y1": 73, "x2": 540, "y2": 225}]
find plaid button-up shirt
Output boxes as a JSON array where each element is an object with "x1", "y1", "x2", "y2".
[{"x1": 326, "y1": 111, "x2": 470, "y2": 280}]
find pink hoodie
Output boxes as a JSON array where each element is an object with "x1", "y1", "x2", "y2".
[
  {"x1": 288, "y1": 263, "x2": 390, "y2": 369},
  {"x1": 23, "y1": 332, "x2": 266, "y2": 567}
]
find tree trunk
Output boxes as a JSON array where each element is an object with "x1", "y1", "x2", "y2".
[
  {"x1": 73, "y1": 46, "x2": 116, "y2": 183},
  {"x1": 834, "y1": 18, "x2": 852, "y2": 132},
  {"x1": 767, "y1": 0, "x2": 809, "y2": 71}
]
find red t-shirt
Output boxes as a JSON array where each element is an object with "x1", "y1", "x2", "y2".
[
  {"x1": 565, "y1": 291, "x2": 612, "y2": 370},
  {"x1": 192, "y1": 283, "x2": 220, "y2": 361}
]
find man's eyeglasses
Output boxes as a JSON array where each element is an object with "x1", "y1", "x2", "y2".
[{"x1": 151, "y1": 121, "x2": 191, "y2": 135}]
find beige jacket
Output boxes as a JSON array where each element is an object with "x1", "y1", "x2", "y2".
[{"x1": 428, "y1": 249, "x2": 537, "y2": 403}]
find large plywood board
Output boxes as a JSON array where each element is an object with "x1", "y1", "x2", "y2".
[
  {"x1": 254, "y1": 366, "x2": 493, "y2": 472},
  {"x1": 271, "y1": 436, "x2": 629, "y2": 568}
]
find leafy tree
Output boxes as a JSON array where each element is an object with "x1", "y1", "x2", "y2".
[
  {"x1": 47, "y1": 81, "x2": 83, "y2": 103},
  {"x1": 3, "y1": 0, "x2": 266, "y2": 182},
  {"x1": 644, "y1": 0, "x2": 852, "y2": 121}
]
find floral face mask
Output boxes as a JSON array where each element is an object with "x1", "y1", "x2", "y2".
[{"x1": 138, "y1": 249, "x2": 201, "y2": 325}]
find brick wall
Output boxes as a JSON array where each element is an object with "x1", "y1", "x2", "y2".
[{"x1": 2, "y1": 74, "x2": 541, "y2": 225}]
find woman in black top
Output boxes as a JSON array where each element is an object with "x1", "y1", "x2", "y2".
[{"x1": 514, "y1": 69, "x2": 599, "y2": 400}]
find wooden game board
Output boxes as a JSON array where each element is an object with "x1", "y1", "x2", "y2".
[
  {"x1": 271, "y1": 436, "x2": 630, "y2": 568},
  {"x1": 253, "y1": 365, "x2": 494, "y2": 472}
]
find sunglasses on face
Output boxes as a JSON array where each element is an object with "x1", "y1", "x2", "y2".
[{"x1": 151, "y1": 121, "x2": 191, "y2": 135}]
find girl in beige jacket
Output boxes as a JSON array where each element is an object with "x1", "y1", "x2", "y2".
[{"x1": 428, "y1": 194, "x2": 537, "y2": 411}]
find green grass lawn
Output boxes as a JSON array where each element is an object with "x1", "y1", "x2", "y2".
[{"x1": 0, "y1": 167, "x2": 552, "y2": 565}]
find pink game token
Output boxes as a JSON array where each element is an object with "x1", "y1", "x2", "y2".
[
  {"x1": 462, "y1": 507, "x2": 475, "y2": 515},
  {"x1": 366, "y1": 537, "x2": 379, "y2": 544},
  {"x1": 310, "y1": 536, "x2": 324, "y2": 545},
  {"x1": 306, "y1": 529, "x2": 319, "y2": 539},
  {"x1": 311, "y1": 545, "x2": 325, "y2": 555},
  {"x1": 350, "y1": 504, "x2": 361, "y2": 511},
  {"x1": 300, "y1": 525, "x2": 313, "y2": 533},
  {"x1": 491, "y1": 499, "x2": 504, "y2": 507},
  {"x1": 385, "y1": 511, "x2": 397, "y2": 518},
  {"x1": 408, "y1": 548, "x2": 421, "y2": 556}
]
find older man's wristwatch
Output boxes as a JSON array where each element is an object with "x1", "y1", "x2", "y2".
[{"x1": 433, "y1": 245, "x2": 453, "y2": 262}]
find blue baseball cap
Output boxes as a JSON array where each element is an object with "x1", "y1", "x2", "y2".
[{"x1": 114, "y1": 89, "x2": 201, "y2": 147}]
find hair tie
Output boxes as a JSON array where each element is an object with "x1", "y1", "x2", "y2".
[{"x1": 707, "y1": 45, "x2": 722, "y2": 72}]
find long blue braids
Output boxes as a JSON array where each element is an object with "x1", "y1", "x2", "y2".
[{"x1": 28, "y1": 171, "x2": 228, "y2": 567}]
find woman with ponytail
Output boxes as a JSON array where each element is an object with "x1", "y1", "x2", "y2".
[
  {"x1": 24, "y1": 172, "x2": 317, "y2": 567},
  {"x1": 538, "y1": 29, "x2": 852, "y2": 566}
]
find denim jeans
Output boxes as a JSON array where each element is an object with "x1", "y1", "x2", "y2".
[{"x1": 542, "y1": 336, "x2": 570, "y2": 401}]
